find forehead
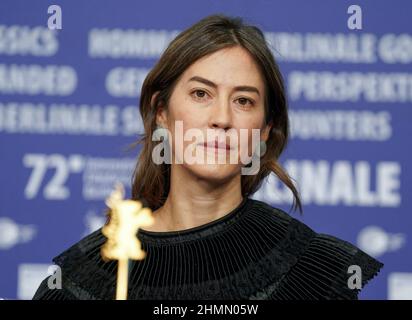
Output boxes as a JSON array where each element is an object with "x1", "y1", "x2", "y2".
[{"x1": 179, "y1": 46, "x2": 265, "y2": 90}]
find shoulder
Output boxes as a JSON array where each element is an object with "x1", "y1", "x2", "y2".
[
  {"x1": 248, "y1": 198, "x2": 384, "y2": 299},
  {"x1": 33, "y1": 228, "x2": 116, "y2": 300}
]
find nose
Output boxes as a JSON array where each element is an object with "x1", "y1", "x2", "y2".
[{"x1": 208, "y1": 97, "x2": 233, "y2": 131}]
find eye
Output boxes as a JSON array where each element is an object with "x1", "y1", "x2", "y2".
[
  {"x1": 236, "y1": 97, "x2": 255, "y2": 108},
  {"x1": 191, "y1": 89, "x2": 210, "y2": 101}
]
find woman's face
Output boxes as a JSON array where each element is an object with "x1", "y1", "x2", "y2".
[{"x1": 156, "y1": 45, "x2": 272, "y2": 182}]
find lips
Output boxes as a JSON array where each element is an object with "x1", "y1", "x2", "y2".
[{"x1": 199, "y1": 140, "x2": 232, "y2": 150}]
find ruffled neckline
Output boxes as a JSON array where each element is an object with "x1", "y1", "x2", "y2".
[
  {"x1": 40, "y1": 198, "x2": 384, "y2": 300},
  {"x1": 137, "y1": 197, "x2": 251, "y2": 242}
]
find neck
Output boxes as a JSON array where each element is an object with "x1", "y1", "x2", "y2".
[{"x1": 149, "y1": 165, "x2": 243, "y2": 232}]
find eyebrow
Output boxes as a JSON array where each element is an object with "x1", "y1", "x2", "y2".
[{"x1": 188, "y1": 76, "x2": 260, "y2": 96}]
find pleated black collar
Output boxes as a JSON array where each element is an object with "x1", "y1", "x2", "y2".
[{"x1": 44, "y1": 198, "x2": 383, "y2": 300}]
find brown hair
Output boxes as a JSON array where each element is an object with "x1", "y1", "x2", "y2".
[{"x1": 130, "y1": 14, "x2": 303, "y2": 214}]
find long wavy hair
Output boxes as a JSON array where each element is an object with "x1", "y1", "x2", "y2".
[{"x1": 130, "y1": 14, "x2": 303, "y2": 214}]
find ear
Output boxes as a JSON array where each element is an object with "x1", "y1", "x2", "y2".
[
  {"x1": 151, "y1": 91, "x2": 168, "y2": 128},
  {"x1": 261, "y1": 121, "x2": 273, "y2": 141}
]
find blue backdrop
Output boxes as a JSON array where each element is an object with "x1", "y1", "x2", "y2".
[{"x1": 0, "y1": 0, "x2": 411, "y2": 300}]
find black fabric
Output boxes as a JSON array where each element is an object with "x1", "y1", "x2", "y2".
[{"x1": 32, "y1": 198, "x2": 383, "y2": 300}]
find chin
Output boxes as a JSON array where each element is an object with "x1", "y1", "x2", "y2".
[{"x1": 184, "y1": 163, "x2": 240, "y2": 182}]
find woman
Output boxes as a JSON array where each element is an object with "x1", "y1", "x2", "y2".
[{"x1": 33, "y1": 14, "x2": 383, "y2": 300}]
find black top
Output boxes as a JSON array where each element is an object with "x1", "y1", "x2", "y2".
[{"x1": 32, "y1": 197, "x2": 383, "y2": 300}]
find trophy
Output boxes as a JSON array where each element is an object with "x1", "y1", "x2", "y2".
[{"x1": 101, "y1": 183, "x2": 154, "y2": 300}]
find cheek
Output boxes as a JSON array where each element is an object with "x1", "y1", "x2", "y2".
[
  {"x1": 169, "y1": 92, "x2": 205, "y2": 128},
  {"x1": 167, "y1": 113, "x2": 207, "y2": 161},
  {"x1": 236, "y1": 118, "x2": 265, "y2": 159}
]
